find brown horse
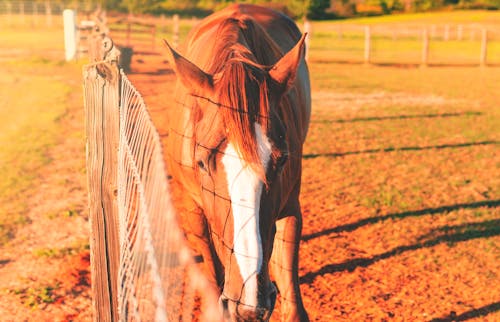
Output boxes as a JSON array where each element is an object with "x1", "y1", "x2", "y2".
[{"x1": 164, "y1": 4, "x2": 311, "y2": 321}]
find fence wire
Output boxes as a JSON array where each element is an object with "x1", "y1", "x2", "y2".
[
  {"x1": 84, "y1": 58, "x2": 220, "y2": 322},
  {"x1": 118, "y1": 71, "x2": 219, "y2": 321}
]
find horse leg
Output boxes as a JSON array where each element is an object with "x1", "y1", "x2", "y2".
[
  {"x1": 172, "y1": 188, "x2": 223, "y2": 295},
  {"x1": 270, "y1": 213, "x2": 309, "y2": 322}
]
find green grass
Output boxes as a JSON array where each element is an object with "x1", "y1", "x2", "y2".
[
  {"x1": 305, "y1": 59, "x2": 499, "y2": 218},
  {"x1": 307, "y1": 10, "x2": 500, "y2": 65},
  {"x1": 11, "y1": 283, "x2": 60, "y2": 308},
  {"x1": 305, "y1": 13, "x2": 499, "y2": 218},
  {"x1": 0, "y1": 28, "x2": 65, "y2": 56},
  {"x1": 314, "y1": 10, "x2": 500, "y2": 25},
  {"x1": 33, "y1": 242, "x2": 90, "y2": 259},
  {"x1": 0, "y1": 29, "x2": 84, "y2": 245}
]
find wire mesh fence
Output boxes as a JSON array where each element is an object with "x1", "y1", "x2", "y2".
[
  {"x1": 83, "y1": 18, "x2": 220, "y2": 321},
  {"x1": 0, "y1": 0, "x2": 97, "y2": 27}
]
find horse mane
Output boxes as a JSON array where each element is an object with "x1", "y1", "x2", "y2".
[{"x1": 201, "y1": 16, "x2": 284, "y2": 179}]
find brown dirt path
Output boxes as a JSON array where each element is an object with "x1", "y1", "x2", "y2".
[
  {"x1": 126, "y1": 53, "x2": 500, "y2": 322},
  {"x1": 3, "y1": 50, "x2": 496, "y2": 321}
]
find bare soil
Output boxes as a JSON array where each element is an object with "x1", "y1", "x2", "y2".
[
  {"x1": 1, "y1": 50, "x2": 497, "y2": 322},
  {"x1": 126, "y1": 53, "x2": 500, "y2": 322},
  {"x1": 0, "y1": 79, "x2": 92, "y2": 321}
]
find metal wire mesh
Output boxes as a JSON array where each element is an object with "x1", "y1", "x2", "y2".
[
  {"x1": 83, "y1": 61, "x2": 220, "y2": 322},
  {"x1": 117, "y1": 71, "x2": 221, "y2": 321}
]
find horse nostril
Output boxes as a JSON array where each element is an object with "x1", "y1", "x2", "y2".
[
  {"x1": 218, "y1": 295, "x2": 230, "y2": 320},
  {"x1": 236, "y1": 305, "x2": 271, "y2": 322}
]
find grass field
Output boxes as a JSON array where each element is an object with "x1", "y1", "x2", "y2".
[
  {"x1": 0, "y1": 25, "x2": 91, "y2": 320},
  {"x1": 308, "y1": 10, "x2": 500, "y2": 65},
  {"x1": 0, "y1": 10, "x2": 498, "y2": 321},
  {"x1": 299, "y1": 59, "x2": 499, "y2": 320},
  {"x1": 0, "y1": 29, "x2": 83, "y2": 244}
]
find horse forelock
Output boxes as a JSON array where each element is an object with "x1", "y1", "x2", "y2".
[
  {"x1": 216, "y1": 59, "x2": 270, "y2": 180},
  {"x1": 197, "y1": 16, "x2": 283, "y2": 181}
]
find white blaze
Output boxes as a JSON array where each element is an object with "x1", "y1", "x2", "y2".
[{"x1": 221, "y1": 123, "x2": 272, "y2": 306}]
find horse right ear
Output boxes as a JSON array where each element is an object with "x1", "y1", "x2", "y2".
[
  {"x1": 163, "y1": 39, "x2": 214, "y2": 93},
  {"x1": 269, "y1": 33, "x2": 307, "y2": 92}
]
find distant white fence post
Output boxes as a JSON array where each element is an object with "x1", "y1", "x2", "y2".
[
  {"x1": 45, "y1": 1, "x2": 52, "y2": 27},
  {"x1": 480, "y1": 28, "x2": 488, "y2": 67},
  {"x1": 457, "y1": 24, "x2": 463, "y2": 41},
  {"x1": 421, "y1": 28, "x2": 429, "y2": 67},
  {"x1": 173, "y1": 14, "x2": 179, "y2": 48},
  {"x1": 63, "y1": 9, "x2": 77, "y2": 61},
  {"x1": 364, "y1": 26, "x2": 371, "y2": 65}
]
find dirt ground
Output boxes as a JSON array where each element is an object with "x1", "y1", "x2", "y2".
[
  {"x1": 1, "y1": 48, "x2": 497, "y2": 321},
  {"x1": 126, "y1": 53, "x2": 500, "y2": 322},
  {"x1": 0, "y1": 73, "x2": 92, "y2": 321}
]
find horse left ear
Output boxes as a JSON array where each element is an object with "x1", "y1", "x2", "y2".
[
  {"x1": 269, "y1": 33, "x2": 307, "y2": 91},
  {"x1": 163, "y1": 39, "x2": 214, "y2": 93}
]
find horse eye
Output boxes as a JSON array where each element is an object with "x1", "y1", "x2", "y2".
[{"x1": 197, "y1": 160, "x2": 207, "y2": 172}]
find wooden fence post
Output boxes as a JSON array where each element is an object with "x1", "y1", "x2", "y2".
[
  {"x1": 364, "y1": 25, "x2": 371, "y2": 65},
  {"x1": 430, "y1": 24, "x2": 436, "y2": 39},
  {"x1": 45, "y1": 1, "x2": 52, "y2": 27},
  {"x1": 84, "y1": 57, "x2": 121, "y2": 322},
  {"x1": 126, "y1": 22, "x2": 131, "y2": 47},
  {"x1": 457, "y1": 24, "x2": 463, "y2": 41},
  {"x1": 173, "y1": 14, "x2": 179, "y2": 48},
  {"x1": 470, "y1": 29, "x2": 475, "y2": 42},
  {"x1": 421, "y1": 28, "x2": 429, "y2": 67},
  {"x1": 480, "y1": 28, "x2": 488, "y2": 67},
  {"x1": 6, "y1": 1, "x2": 12, "y2": 26},
  {"x1": 151, "y1": 25, "x2": 156, "y2": 52},
  {"x1": 20, "y1": 1, "x2": 25, "y2": 24}
]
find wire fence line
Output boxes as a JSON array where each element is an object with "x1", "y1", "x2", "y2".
[
  {"x1": 83, "y1": 18, "x2": 220, "y2": 321},
  {"x1": 306, "y1": 22, "x2": 500, "y2": 66},
  {"x1": 0, "y1": 0, "x2": 97, "y2": 27}
]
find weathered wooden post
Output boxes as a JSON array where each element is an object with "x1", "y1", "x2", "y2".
[
  {"x1": 430, "y1": 24, "x2": 436, "y2": 39},
  {"x1": 151, "y1": 25, "x2": 156, "y2": 52},
  {"x1": 33, "y1": 2, "x2": 38, "y2": 27},
  {"x1": 457, "y1": 24, "x2": 463, "y2": 41},
  {"x1": 421, "y1": 28, "x2": 429, "y2": 67},
  {"x1": 6, "y1": 1, "x2": 12, "y2": 26},
  {"x1": 45, "y1": 1, "x2": 52, "y2": 27},
  {"x1": 20, "y1": 1, "x2": 25, "y2": 24},
  {"x1": 84, "y1": 40, "x2": 121, "y2": 321},
  {"x1": 470, "y1": 28, "x2": 476, "y2": 42},
  {"x1": 173, "y1": 14, "x2": 179, "y2": 48},
  {"x1": 160, "y1": 14, "x2": 166, "y2": 33},
  {"x1": 480, "y1": 28, "x2": 488, "y2": 67},
  {"x1": 126, "y1": 22, "x2": 131, "y2": 47},
  {"x1": 364, "y1": 25, "x2": 371, "y2": 65}
]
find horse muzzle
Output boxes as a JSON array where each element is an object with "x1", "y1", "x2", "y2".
[{"x1": 219, "y1": 284, "x2": 277, "y2": 322}]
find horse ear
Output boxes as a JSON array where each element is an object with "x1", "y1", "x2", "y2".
[
  {"x1": 269, "y1": 33, "x2": 307, "y2": 91},
  {"x1": 163, "y1": 39, "x2": 214, "y2": 93}
]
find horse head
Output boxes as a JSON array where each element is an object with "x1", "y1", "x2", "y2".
[{"x1": 165, "y1": 33, "x2": 306, "y2": 321}]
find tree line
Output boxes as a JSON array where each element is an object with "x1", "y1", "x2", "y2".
[{"x1": 102, "y1": 0, "x2": 499, "y2": 19}]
